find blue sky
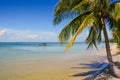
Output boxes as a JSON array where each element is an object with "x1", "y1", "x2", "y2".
[
  {"x1": 0, "y1": 0, "x2": 112, "y2": 42},
  {"x1": 0, "y1": 0, "x2": 58, "y2": 31},
  {"x1": 0, "y1": 0, "x2": 60, "y2": 42}
]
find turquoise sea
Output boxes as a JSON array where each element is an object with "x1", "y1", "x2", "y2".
[
  {"x1": 0, "y1": 42, "x2": 106, "y2": 80},
  {"x1": 0, "y1": 42, "x2": 105, "y2": 63}
]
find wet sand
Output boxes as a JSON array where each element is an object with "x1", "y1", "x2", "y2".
[{"x1": 0, "y1": 53, "x2": 106, "y2": 80}]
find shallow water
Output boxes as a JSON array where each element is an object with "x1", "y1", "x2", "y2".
[
  {"x1": 0, "y1": 42, "x2": 105, "y2": 80},
  {"x1": 0, "y1": 42, "x2": 104, "y2": 61}
]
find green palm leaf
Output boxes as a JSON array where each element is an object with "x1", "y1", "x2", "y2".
[
  {"x1": 65, "y1": 12, "x2": 94, "y2": 51},
  {"x1": 58, "y1": 11, "x2": 91, "y2": 43}
]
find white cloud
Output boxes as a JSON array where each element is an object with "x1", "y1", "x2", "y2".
[
  {"x1": 0, "y1": 29, "x2": 7, "y2": 36},
  {"x1": 0, "y1": 28, "x2": 58, "y2": 42}
]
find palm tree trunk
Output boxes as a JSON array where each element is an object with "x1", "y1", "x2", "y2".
[
  {"x1": 101, "y1": 17, "x2": 120, "y2": 79},
  {"x1": 101, "y1": 18, "x2": 114, "y2": 71}
]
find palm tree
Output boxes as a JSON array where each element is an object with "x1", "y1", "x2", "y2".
[
  {"x1": 112, "y1": 30, "x2": 120, "y2": 49},
  {"x1": 53, "y1": 0, "x2": 120, "y2": 78},
  {"x1": 112, "y1": 3, "x2": 120, "y2": 49}
]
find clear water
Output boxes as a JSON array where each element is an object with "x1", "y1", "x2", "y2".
[{"x1": 0, "y1": 42, "x2": 105, "y2": 63}]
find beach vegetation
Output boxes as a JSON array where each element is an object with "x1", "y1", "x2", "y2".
[{"x1": 112, "y1": 29, "x2": 120, "y2": 49}]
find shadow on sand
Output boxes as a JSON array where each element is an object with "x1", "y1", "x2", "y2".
[{"x1": 70, "y1": 61, "x2": 120, "y2": 80}]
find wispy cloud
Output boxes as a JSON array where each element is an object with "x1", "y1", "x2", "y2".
[
  {"x1": 0, "y1": 27, "x2": 112, "y2": 42},
  {"x1": 0, "y1": 29, "x2": 7, "y2": 36},
  {"x1": 0, "y1": 28, "x2": 58, "y2": 42}
]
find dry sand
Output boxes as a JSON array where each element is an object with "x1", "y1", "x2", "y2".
[{"x1": 95, "y1": 43, "x2": 120, "y2": 80}]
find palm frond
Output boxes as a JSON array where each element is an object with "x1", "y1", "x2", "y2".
[
  {"x1": 72, "y1": 0, "x2": 95, "y2": 12},
  {"x1": 53, "y1": 11, "x2": 78, "y2": 25},
  {"x1": 85, "y1": 27, "x2": 96, "y2": 49},
  {"x1": 85, "y1": 25, "x2": 102, "y2": 49},
  {"x1": 72, "y1": 0, "x2": 89, "y2": 10},
  {"x1": 59, "y1": 11, "x2": 92, "y2": 44},
  {"x1": 53, "y1": 0, "x2": 82, "y2": 25},
  {"x1": 106, "y1": 13, "x2": 118, "y2": 30},
  {"x1": 65, "y1": 12, "x2": 94, "y2": 51},
  {"x1": 53, "y1": 0, "x2": 120, "y2": 52},
  {"x1": 115, "y1": 3, "x2": 120, "y2": 19}
]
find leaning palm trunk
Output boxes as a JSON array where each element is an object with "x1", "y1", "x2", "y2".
[
  {"x1": 101, "y1": 18, "x2": 114, "y2": 68},
  {"x1": 101, "y1": 18, "x2": 120, "y2": 78}
]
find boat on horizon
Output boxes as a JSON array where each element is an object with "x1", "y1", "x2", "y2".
[{"x1": 39, "y1": 42, "x2": 47, "y2": 46}]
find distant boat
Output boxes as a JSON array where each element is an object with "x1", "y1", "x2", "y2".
[{"x1": 39, "y1": 43, "x2": 47, "y2": 46}]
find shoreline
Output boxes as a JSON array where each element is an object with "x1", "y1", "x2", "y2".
[
  {"x1": 0, "y1": 53, "x2": 106, "y2": 80},
  {"x1": 0, "y1": 43, "x2": 119, "y2": 80}
]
